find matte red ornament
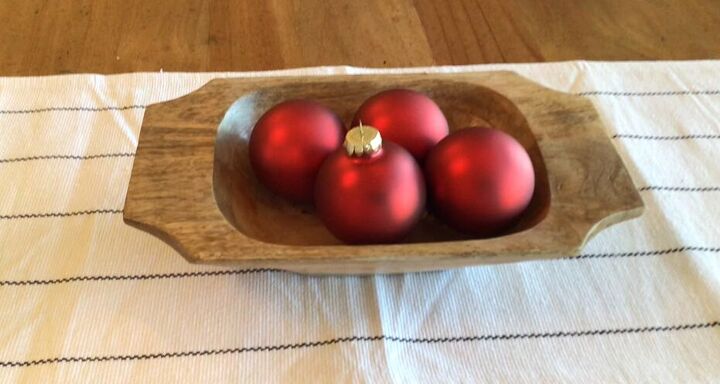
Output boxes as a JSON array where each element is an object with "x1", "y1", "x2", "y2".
[
  {"x1": 249, "y1": 100, "x2": 344, "y2": 204},
  {"x1": 425, "y1": 127, "x2": 535, "y2": 237},
  {"x1": 315, "y1": 126, "x2": 426, "y2": 244},
  {"x1": 351, "y1": 89, "x2": 449, "y2": 162}
]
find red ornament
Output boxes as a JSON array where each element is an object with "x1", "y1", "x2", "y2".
[
  {"x1": 424, "y1": 127, "x2": 535, "y2": 237},
  {"x1": 249, "y1": 100, "x2": 344, "y2": 204},
  {"x1": 315, "y1": 125, "x2": 426, "y2": 244},
  {"x1": 352, "y1": 89, "x2": 449, "y2": 162}
]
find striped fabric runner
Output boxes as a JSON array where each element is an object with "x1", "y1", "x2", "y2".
[{"x1": 1, "y1": 62, "x2": 719, "y2": 382}]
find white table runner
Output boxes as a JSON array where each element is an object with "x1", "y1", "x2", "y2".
[{"x1": 1, "y1": 62, "x2": 719, "y2": 383}]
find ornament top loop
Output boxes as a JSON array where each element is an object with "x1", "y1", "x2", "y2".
[{"x1": 344, "y1": 123, "x2": 382, "y2": 156}]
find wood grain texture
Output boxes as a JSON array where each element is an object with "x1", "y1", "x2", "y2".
[
  {"x1": 123, "y1": 72, "x2": 644, "y2": 274},
  {"x1": 1, "y1": 0, "x2": 718, "y2": 75}
]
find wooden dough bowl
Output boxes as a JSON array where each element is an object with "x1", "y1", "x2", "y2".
[{"x1": 123, "y1": 72, "x2": 644, "y2": 274}]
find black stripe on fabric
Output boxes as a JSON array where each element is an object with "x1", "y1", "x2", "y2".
[
  {"x1": 1, "y1": 321, "x2": 717, "y2": 367},
  {"x1": 1, "y1": 132, "x2": 716, "y2": 165},
  {"x1": 0, "y1": 269, "x2": 280, "y2": 286},
  {"x1": 640, "y1": 186, "x2": 720, "y2": 192},
  {"x1": 2, "y1": 246, "x2": 717, "y2": 287},
  {"x1": 567, "y1": 246, "x2": 720, "y2": 260},
  {"x1": 0, "y1": 105, "x2": 146, "y2": 114},
  {"x1": 2, "y1": 131, "x2": 716, "y2": 165},
  {"x1": 0, "y1": 209, "x2": 122, "y2": 220},
  {"x1": 612, "y1": 133, "x2": 720, "y2": 140},
  {"x1": 0, "y1": 153, "x2": 135, "y2": 164},
  {"x1": 577, "y1": 90, "x2": 720, "y2": 96}
]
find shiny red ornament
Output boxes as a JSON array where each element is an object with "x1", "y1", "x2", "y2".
[
  {"x1": 424, "y1": 127, "x2": 535, "y2": 237},
  {"x1": 315, "y1": 126, "x2": 426, "y2": 244},
  {"x1": 249, "y1": 100, "x2": 344, "y2": 204},
  {"x1": 352, "y1": 89, "x2": 449, "y2": 162}
]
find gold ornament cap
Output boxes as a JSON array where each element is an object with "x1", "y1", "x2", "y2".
[{"x1": 344, "y1": 124, "x2": 382, "y2": 156}]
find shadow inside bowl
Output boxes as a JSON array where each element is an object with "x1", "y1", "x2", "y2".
[{"x1": 213, "y1": 79, "x2": 551, "y2": 246}]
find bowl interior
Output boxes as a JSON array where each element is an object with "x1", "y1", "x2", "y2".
[{"x1": 213, "y1": 78, "x2": 550, "y2": 245}]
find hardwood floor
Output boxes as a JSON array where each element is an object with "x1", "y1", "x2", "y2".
[{"x1": 0, "y1": 0, "x2": 718, "y2": 75}]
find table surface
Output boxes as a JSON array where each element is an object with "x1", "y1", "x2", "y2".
[
  {"x1": 1, "y1": 62, "x2": 719, "y2": 381},
  {"x1": 2, "y1": 0, "x2": 719, "y2": 76}
]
